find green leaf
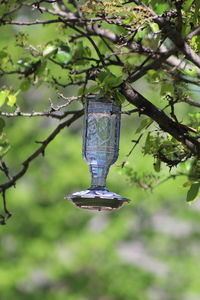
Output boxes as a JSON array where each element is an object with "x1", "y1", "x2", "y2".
[
  {"x1": 7, "y1": 95, "x2": 16, "y2": 107},
  {"x1": 7, "y1": 90, "x2": 19, "y2": 107},
  {"x1": 147, "y1": 70, "x2": 160, "y2": 82},
  {"x1": 108, "y1": 76, "x2": 124, "y2": 87},
  {"x1": 123, "y1": 16, "x2": 133, "y2": 25},
  {"x1": 77, "y1": 86, "x2": 85, "y2": 96},
  {"x1": 86, "y1": 85, "x2": 100, "y2": 94},
  {"x1": 143, "y1": 132, "x2": 151, "y2": 155},
  {"x1": 183, "y1": 0, "x2": 194, "y2": 11},
  {"x1": 78, "y1": 84, "x2": 100, "y2": 96},
  {"x1": 114, "y1": 90, "x2": 126, "y2": 105},
  {"x1": 97, "y1": 70, "x2": 124, "y2": 90},
  {"x1": 43, "y1": 45, "x2": 57, "y2": 57},
  {"x1": 155, "y1": 3, "x2": 168, "y2": 14},
  {"x1": 0, "y1": 90, "x2": 10, "y2": 107},
  {"x1": 153, "y1": 159, "x2": 161, "y2": 172},
  {"x1": 183, "y1": 181, "x2": 192, "y2": 187},
  {"x1": 134, "y1": 29, "x2": 146, "y2": 41},
  {"x1": 74, "y1": 41, "x2": 91, "y2": 65},
  {"x1": 182, "y1": 23, "x2": 191, "y2": 36},
  {"x1": 150, "y1": 22, "x2": 159, "y2": 33},
  {"x1": 36, "y1": 60, "x2": 47, "y2": 75},
  {"x1": 97, "y1": 71, "x2": 109, "y2": 83},
  {"x1": 183, "y1": 67, "x2": 198, "y2": 77},
  {"x1": 136, "y1": 118, "x2": 153, "y2": 133},
  {"x1": 186, "y1": 183, "x2": 200, "y2": 202},
  {"x1": 54, "y1": 47, "x2": 72, "y2": 64},
  {"x1": 160, "y1": 83, "x2": 174, "y2": 97}
]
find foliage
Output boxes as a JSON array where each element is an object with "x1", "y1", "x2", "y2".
[
  {"x1": 0, "y1": 0, "x2": 200, "y2": 299},
  {"x1": 0, "y1": 0, "x2": 199, "y2": 214}
]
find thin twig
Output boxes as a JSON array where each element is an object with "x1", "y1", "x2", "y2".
[
  {"x1": 0, "y1": 110, "x2": 83, "y2": 193},
  {"x1": 180, "y1": 97, "x2": 200, "y2": 108},
  {"x1": 121, "y1": 133, "x2": 143, "y2": 168}
]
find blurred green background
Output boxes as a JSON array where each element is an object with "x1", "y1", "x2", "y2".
[{"x1": 0, "y1": 5, "x2": 200, "y2": 300}]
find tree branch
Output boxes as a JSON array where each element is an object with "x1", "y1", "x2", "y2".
[
  {"x1": 180, "y1": 97, "x2": 200, "y2": 108},
  {"x1": 186, "y1": 26, "x2": 200, "y2": 41},
  {"x1": 0, "y1": 109, "x2": 82, "y2": 119},
  {"x1": 85, "y1": 24, "x2": 200, "y2": 81},
  {"x1": 128, "y1": 47, "x2": 176, "y2": 82},
  {"x1": 0, "y1": 110, "x2": 83, "y2": 193},
  {"x1": 0, "y1": 96, "x2": 83, "y2": 119},
  {"x1": 3, "y1": 19, "x2": 63, "y2": 26},
  {"x1": 153, "y1": 14, "x2": 200, "y2": 69},
  {"x1": 121, "y1": 82, "x2": 200, "y2": 157}
]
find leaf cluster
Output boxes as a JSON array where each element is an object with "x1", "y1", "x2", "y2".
[
  {"x1": 82, "y1": 69, "x2": 126, "y2": 104},
  {"x1": 81, "y1": 1, "x2": 151, "y2": 28}
]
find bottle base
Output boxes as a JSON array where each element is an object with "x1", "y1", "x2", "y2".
[{"x1": 65, "y1": 189, "x2": 130, "y2": 211}]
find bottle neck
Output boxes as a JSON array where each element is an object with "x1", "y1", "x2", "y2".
[{"x1": 90, "y1": 165, "x2": 109, "y2": 190}]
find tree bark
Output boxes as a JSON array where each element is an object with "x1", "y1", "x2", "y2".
[{"x1": 121, "y1": 82, "x2": 200, "y2": 157}]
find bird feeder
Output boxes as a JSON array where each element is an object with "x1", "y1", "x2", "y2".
[{"x1": 65, "y1": 96, "x2": 130, "y2": 211}]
